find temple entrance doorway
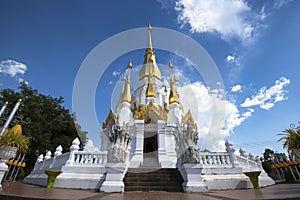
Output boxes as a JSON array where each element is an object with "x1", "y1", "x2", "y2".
[{"x1": 143, "y1": 130, "x2": 158, "y2": 167}]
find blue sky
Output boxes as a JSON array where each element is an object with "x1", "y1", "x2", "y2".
[{"x1": 0, "y1": 0, "x2": 299, "y2": 156}]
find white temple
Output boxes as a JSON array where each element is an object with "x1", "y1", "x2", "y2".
[{"x1": 24, "y1": 24, "x2": 275, "y2": 192}]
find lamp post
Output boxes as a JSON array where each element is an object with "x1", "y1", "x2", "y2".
[
  {"x1": 0, "y1": 102, "x2": 8, "y2": 117},
  {"x1": 0, "y1": 99, "x2": 22, "y2": 135},
  {"x1": 0, "y1": 99, "x2": 25, "y2": 191}
]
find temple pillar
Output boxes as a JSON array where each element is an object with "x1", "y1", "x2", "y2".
[{"x1": 129, "y1": 120, "x2": 144, "y2": 167}]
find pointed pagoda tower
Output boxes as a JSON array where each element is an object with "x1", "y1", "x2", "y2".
[
  {"x1": 115, "y1": 60, "x2": 132, "y2": 125},
  {"x1": 167, "y1": 61, "x2": 183, "y2": 125},
  {"x1": 101, "y1": 23, "x2": 197, "y2": 168}
]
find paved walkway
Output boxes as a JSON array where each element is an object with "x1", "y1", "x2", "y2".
[{"x1": 0, "y1": 181, "x2": 300, "y2": 200}]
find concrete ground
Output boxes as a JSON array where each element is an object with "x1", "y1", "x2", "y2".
[{"x1": 0, "y1": 181, "x2": 299, "y2": 200}]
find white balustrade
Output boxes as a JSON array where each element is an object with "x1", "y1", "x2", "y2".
[
  {"x1": 236, "y1": 154, "x2": 262, "y2": 172},
  {"x1": 198, "y1": 152, "x2": 232, "y2": 168},
  {"x1": 73, "y1": 151, "x2": 108, "y2": 165},
  {"x1": 30, "y1": 137, "x2": 109, "y2": 175}
]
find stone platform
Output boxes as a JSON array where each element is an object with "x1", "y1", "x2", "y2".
[{"x1": 0, "y1": 181, "x2": 300, "y2": 200}]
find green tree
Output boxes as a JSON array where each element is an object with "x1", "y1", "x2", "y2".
[
  {"x1": 0, "y1": 82, "x2": 87, "y2": 175},
  {"x1": 262, "y1": 148, "x2": 275, "y2": 175},
  {"x1": 278, "y1": 128, "x2": 300, "y2": 158}
]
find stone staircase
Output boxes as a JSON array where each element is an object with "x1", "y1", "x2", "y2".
[{"x1": 123, "y1": 168, "x2": 184, "y2": 192}]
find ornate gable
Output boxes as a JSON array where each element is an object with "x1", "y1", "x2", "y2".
[
  {"x1": 182, "y1": 109, "x2": 197, "y2": 129},
  {"x1": 102, "y1": 109, "x2": 117, "y2": 129}
]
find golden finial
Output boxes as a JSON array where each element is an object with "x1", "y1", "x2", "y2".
[
  {"x1": 127, "y1": 60, "x2": 132, "y2": 82},
  {"x1": 148, "y1": 22, "x2": 153, "y2": 49},
  {"x1": 168, "y1": 61, "x2": 173, "y2": 69},
  {"x1": 164, "y1": 86, "x2": 168, "y2": 93},
  {"x1": 18, "y1": 99, "x2": 22, "y2": 102},
  {"x1": 148, "y1": 22, "x2": 152, "y2": 31},
  {"x1": 4, "y1": 101, "x2": 8, "y2": 106},
  {"x1": 169, "y1": 61, "x2": 173, "y2": 82},
  {"x1": 128, "y1": 59, "x2": 133, "y2": 69}
]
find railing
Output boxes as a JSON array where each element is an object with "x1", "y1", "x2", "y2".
[
  {"x1": 50, "y1": 152, "x2": 70, "y2": 169},
  {"x1": 33, "y1": 150, "x2": 108, "y2": 172},
  {"x1": 73, "y1": 151, "x2": 107, "y2": 165},
  {"x1": 30, "y1": 138, "x2": 108, "y2": 175},
  {"x1": 236, "y1": 155, "x2": 262, "y2": 172},
  {"x1": 198, "y1": 152, "x2": 232, "y2": 167}
]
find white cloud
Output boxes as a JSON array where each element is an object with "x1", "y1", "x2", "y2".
[
  {"x1": 273, "y1": 0, "x2": 294, "y2": 9},
  {"x1": 226, "y1": 55, "x2": 236, "y2": 63},
  {"x1": 231, "y1": 84, "x2": 242, "y2": 92},
  {"x1": 0, "y1": 60, "x2": 27, "y2": 77},
  {"x1": 175, "y1": 0, "x2": 258, "y2": 43},
  {"x1": 112, "y1": 71, "x2": 120, "y2": 77},
  {"x1": 242, "y1": 108, "x2": 254, "y2": 117},
  {"x1": 241, "y1": 77, "x2": 290, "y2": 110},
  {"x1": 178, "y1": 81, "x2": 253, "y2": 151}
]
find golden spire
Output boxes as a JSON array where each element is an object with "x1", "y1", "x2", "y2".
[
  {"x1": 116, "y1": 75, "x2": 126, "y2": 112},
  {"x1": 122, "y1": 60, "x2": 132, "y2": 103},
  {"x1": 169, "y1": 64, "x2": 181, "y2": 105},
  {"x1": 148, "y1": 22, "x2": 153, "y2": 50},
  {"x1": 146, "y1": 74, "x2": 155, "y2": 98},
  {"x1": 139, "y1": 23, "x2": 161, "y2": 80}
]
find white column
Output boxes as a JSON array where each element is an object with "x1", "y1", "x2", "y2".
[
  {"x1": 129, "y1": 120, "x2": 144, "y2": 167},
  {"x1": 157, "y1": 120, "x2": 166, "y2": 152}
]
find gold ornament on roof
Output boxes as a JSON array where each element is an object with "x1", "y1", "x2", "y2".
[
  {"x1": 182, "y1": 109, "x2": 197, "y2": 129},
  {"x1": 139, "y1": 23, "x2": 161, "y2": 80}
]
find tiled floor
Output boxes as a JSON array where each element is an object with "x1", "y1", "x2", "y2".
[{"x1": 0, "y1": 181, "x2": 300, "y2": 200}]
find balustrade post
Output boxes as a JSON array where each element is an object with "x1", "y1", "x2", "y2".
[
  {"x1": 203, "y1": 155, "x2": 207, "y2": 164},
  {"x1": 50, "y1": 145, "x2": 63, "y2": 169},
  {"x1": 66, "y1": 138, "x2": 80, "y2": 166},
  {"x1": 225, "y1": 140, "x2": 239, "y2": 168},
  {"x1": 40, "y1": 151, "x2": 51, "y2": 170},
  {"x1": 45, "y1": 151, "x2": 52, "y2": 159},
  {"x1": 54, "y1": 145, "x2": 63, "y2": 157},
  {"x1": 212, "y1": 155, "x2": 216, "y2": 164},
  {"x1": 33, "y1": 154, "x2": 44, "y2": 171},
  {"x1": 248, "y1": 153, "x2": 255, "y2": 161},
  {"x1": 216, "y1": 155, "x2": 221, "y2": 164}
]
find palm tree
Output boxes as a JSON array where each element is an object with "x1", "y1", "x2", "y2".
[{"x1": 278, "y1": 128, "x2": 300, "y2": 159}]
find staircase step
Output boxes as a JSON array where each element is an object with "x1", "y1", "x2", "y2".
[
  {"x1": 127, "y1": 168, "x2": 177, "y2": 173},
  {"x1": 124, "y1": 168, "x2": 184, "y2": 192},
  {"x1": 125, "y1": 181, "x2": 182, "y2": 186},
  {"x1": 125, "y1": 185, "x2": 183, "y2": 192},
  {"x1": 124, "y1": 175, "x2": 181, "y2": 182}
]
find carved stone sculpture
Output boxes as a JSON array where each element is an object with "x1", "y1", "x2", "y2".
[{"x1": 106, "y1": 123, "x2": 132, "y2": 163}]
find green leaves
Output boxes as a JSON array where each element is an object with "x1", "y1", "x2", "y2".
[
  {"x1": 0, "y1": 82, "x2": 86, "y2": 175},
  {"x1": 0, "y1": 130, "x2": 30, "y2": 154},
  {"x1": 278, "y1": 128, "x2": 300, "y2": 158}
]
